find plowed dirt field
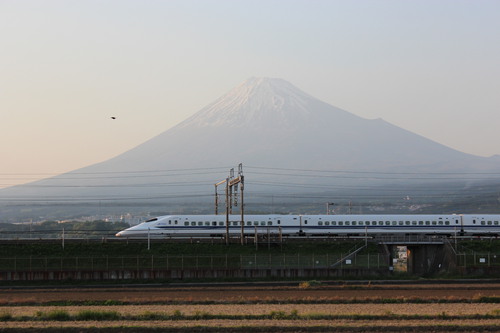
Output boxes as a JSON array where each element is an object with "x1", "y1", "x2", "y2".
[
  {"x1": 1, "y1": 282, "x2": 499, "y2": 332},
  {"x1": 1, "y1": 283, "x2": 500, "y2": 304}
]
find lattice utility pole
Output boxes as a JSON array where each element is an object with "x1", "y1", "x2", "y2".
[
  {"x1": 230, "y1": 164, "x2": 244, "y2": 245},
  {"x1": 214, "y1": 163, "x2": 245, "y2": 245}
]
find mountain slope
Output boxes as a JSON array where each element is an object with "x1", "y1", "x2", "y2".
[
  {"x1": 103, "y1": 77, "x2": 486, "y2": 172},
  {"x1": 2, "y1": 77, "x2": 500, "y2": 206}
]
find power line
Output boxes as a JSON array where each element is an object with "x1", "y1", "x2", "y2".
[
  {"x1": 0, "y1": 170, "x2": 228, "y2": 182},
  {"x1": 0, "y1": 166, "x2": 231, "y2": 176},
  {"x1": 245, "y1": 165, "x2": 500, "y2": 176},
  {"x1": 246, "y1": 170, "x2": 500, "y2": 181}
]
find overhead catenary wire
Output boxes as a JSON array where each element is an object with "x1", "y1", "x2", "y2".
[
  {"x1": 2, "y1": 171, "x2": 498, "y2": 187},
  {"x1": 245, "y1": 165, "x2": 500, "y2": 176},
  {"x1": 3, "y1": 165, "x2": 500, "y2": 178},
  {"x1": 0, "y1": 166, "x2": 232, "y2": 176},
  {"x1": 1, "y1": 166, "x2": 499, "y2": 204}
]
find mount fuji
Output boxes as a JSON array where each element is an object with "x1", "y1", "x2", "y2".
[
  {"x1": 87, "y1": 77, "x2": 500, "y2": 175},
  {"x1": 2, "y1": 77, "x2": 500, "y2": 218}
]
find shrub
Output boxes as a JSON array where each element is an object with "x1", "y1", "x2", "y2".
[
  {"x1": 172, "y1": 309, "x2": 183, "y2": 319},
  {"x1": 298, "y1": 280, "x2": 322, "y2": 289},
  {"x1": 37, "y1": 310, "x2": 71, "y2": 321},
  {"x1": 139, "y1": 311, "x2": 165, "y2": 320},
  {"x1": 289, "y1": 309, "x2": 299, "y2": 319},
  {"x1": 269, "y1": 311, "x2": 287, "y2": 320},
  {"x1": 0, "y1": 311, "x2": 12, "y2": 321},
  {"x1": 76, "y1": 310, "x2": 120, "y2": 321},
  {"x1": 490, "y1": 309, "x2": 500, "y2": 316}
]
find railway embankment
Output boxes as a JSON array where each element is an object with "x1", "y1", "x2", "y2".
[{"x1": 0, "y1": 239, "x2": 499, "y2": 282}]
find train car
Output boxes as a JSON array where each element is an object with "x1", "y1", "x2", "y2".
[
  {"x1": 115, "y1": 214, "x2": 500, "y2": 238},
  {"x1": 462, "y1": 215, "x2": 500, "y2": 235}
]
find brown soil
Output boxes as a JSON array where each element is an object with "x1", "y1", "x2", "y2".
[
  {"x1": 1, "y1": 283, "x2": 500, "y2": 304},
  {"x1": 1, "y1": 283, "x2": 500, "y2": 332}
]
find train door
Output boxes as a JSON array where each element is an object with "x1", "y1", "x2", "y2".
[
  {"x1": 459, "y1": 215, "x2": 465, "y2": 235},
  {"x1": 298, "y1": 216, "x2": 305, "y2": 236}
]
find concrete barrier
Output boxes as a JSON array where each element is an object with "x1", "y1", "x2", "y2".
[{"x1": 0, "y1": 267, "x2": 389, "y2": 281}]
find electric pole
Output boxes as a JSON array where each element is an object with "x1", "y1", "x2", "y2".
[{"x1": 214, "y1": 163, "x2": 245, "y2": 245}]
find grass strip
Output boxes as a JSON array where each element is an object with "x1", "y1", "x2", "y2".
[
  {"x1": 1, "y1": 325, "x2": 500, "y2": 332},
  {"x1": 1, "y1": 309, "x2": 500, "y2": 322},
  {"x1": 4, "y1": 296, "x2": 500, "y2": 306}
]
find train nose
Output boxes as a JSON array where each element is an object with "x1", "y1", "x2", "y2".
[{"x1": 115, "y1": 231, "x2": 123, "y2": 237}]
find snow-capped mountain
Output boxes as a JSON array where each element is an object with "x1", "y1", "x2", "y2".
[
  {"x1": 2, "y1": 77, "x2": 500, "y2": 214},
  {"x1": 176, "y1": 77, "x2": 350, "y2": 130}
]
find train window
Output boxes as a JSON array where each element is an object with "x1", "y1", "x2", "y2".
[
  {"x1": 338, "y1": 221, "x2": 343, "y2": 226},
  {"x1": 398, "y1": 221, "x2": 403, "y2": 225},
  {"x1": 425, "y1": 221, "x2": 430, "y2": 225},
  {"x1": 412, "y1": 221, "x2": 417, "y2": 225},
  {"x1": 168, "y1": 221, "x2": 172, "y2": 225},
  {"x1": 432, "y1": 221, "x2": 437, "y2": 225},
  {"x1": 219, "y1": 222, "x2": 224, "y2": 226},
  {"x1": 212, "y1": 222, "x2": 217, "y2": 226},
  {"x1": 260, "y1": 222, "x2": 266, "y2": 226},
  {"x1": 405, "y1": 221, "x2": 410, "y2": 225},
  {"x1": 205, "y1": 222, "x2": 210, "y2": 226},
  {"x1": 198, "y1": 222, "x2": 203, "y2": 226},
  {"x1": 318, "y1": 221, "x2": 323, "y2": 226},
  {"x1": 372, "y1": 221, "x2": 377, "y2": 226},
  {"x1": 345, "y1": 221, "x2": 350, "y2": 226},
  {"x1": 438, "y1": 221, "x2": 443, "y2": 225},
  {"x1": 304, "y1": 220, "x2": 308, "y2": 224},
  {"x1": 495, "y1": 221, "x2": 499, "y2": 225},
  {"x1": 455, "y1": 220, "x2": 459, "y2": 224},
  {"x1": 232, "y1": 222, "x2": 238, "y2": 226},
  {"x1": 325, "y1": 221, "x2": 330, "y2": 225},
  {"x1": 352, "y1": 221, "x2": 357, "y2": 226},
  {"x1": 247, "y1": 222, "x2": 252, "y2": 226},
  {"x1": 481, "y1": 221, "x2": 486, "y2": 225},
  {"x1": 277, "y1": 220, "x2": 281, "y2": 224},
  {"x1": 174, "y1": 221, "x2": 178, "y2": 225},
  {"x1": 378, "y1": 221, "x2": 383, "y2": 226},
  {"x1": 385, "y1": 221, "x2": 390, "y2": 225},
  {"x1": 184, "y1": 222, "x2": 189, "y2": 226},
  {"x1": 268, "y1": 221, "x2": 273, "y2": 226},
  {"x1": 488, "y1": 221, "x2": 492, "y2": 225},
  {"x1": 191, "y1": 222, "x2": 196, "y2": 226},
  {"x1": 254, "y1": 222, "x2": 259, "y2": 226},
  {"x1": 392, "y1": 221, "x2": 397, "y2": 226},
  {"x1": 418, "y1": 221, "x2": 423, "y2": 225},
  {"x1": 473, "y1": 220, "x2": 476, "y2": 224},
  {"x1": 445, "y1": 221, "x2": 450, "y2": 225}
]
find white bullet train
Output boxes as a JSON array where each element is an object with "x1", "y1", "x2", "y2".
[{"x1": 116, "y1": 214, "x2": 500, "y2": 238}]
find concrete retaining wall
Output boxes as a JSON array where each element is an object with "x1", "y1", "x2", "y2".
[{"x1": 0, "y1": 268, "x2": 389, "y2": 281}]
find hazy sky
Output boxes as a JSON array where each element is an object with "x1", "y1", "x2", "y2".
[{"x1": 1, "y1": 0, "x2": 499, "y2": 188}]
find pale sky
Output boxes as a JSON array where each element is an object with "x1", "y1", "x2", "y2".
[{"x1": 1, "y1": 0, "x2": 499, "y2": 188}]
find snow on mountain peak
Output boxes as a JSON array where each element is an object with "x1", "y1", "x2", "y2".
[{"x1": 176, "y1": 77, "x2": 328, "y2": 129}]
